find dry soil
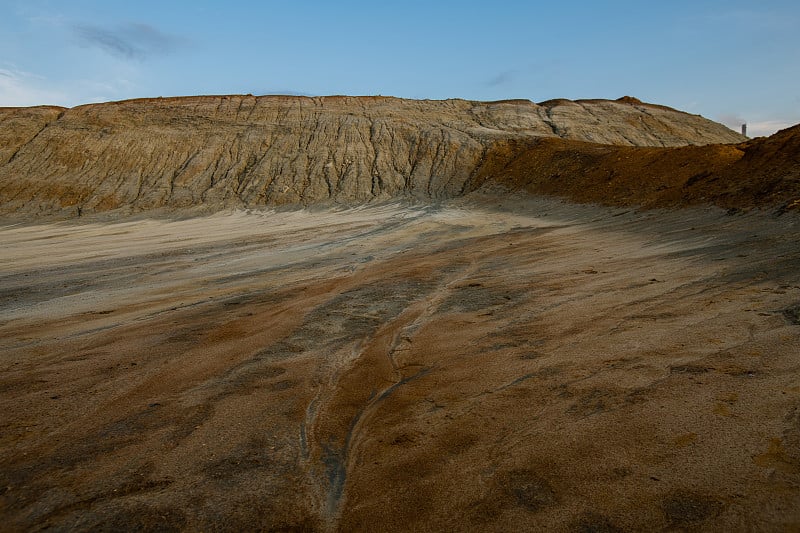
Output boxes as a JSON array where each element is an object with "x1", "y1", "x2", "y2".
[{"x1": 1, "y1": 194, "x2": 799, "y2": 531}]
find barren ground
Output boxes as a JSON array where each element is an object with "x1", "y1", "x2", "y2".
[{"x1": 1, "y1": 194, "x2": 799, "y2": 531}]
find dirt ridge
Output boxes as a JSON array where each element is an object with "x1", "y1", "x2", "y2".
[{"x1": 0, "y1": 95, "x2": 746, "y2": 218}]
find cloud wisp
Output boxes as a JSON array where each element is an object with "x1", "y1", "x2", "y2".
[
  {"x1": 719, "y1": 113, "x2": 745, "y2": 128},
  {"x1": 0, "y1": 63, "x2": 140, "y2": 108},
  {"x1": 747, "y1": 120, "x2": 798, "y2": 138},
  {"x1": 719, "y1": 113, "x2": 747, "y2": 134},
  {"x1": 73, "y1": 22, "x2": 179, "y2": 60},
  {"x1": 718, "y1": 112, "x2": 798, "y2": 138},
  {"x1": 0, "y1": 66, "x2": 66, "y2": 107},
  {"x1": 486, "y1": 70, "x2": 515, "y2": 87}
]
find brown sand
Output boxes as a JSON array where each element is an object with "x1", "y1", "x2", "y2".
[{"x1": 1, "y1": 195, "x2": 799, "y2": 531}]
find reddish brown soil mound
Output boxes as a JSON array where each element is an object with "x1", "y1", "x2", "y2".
[{"x1": 478, "y1": 124, "x2": 800, "y2": 211}]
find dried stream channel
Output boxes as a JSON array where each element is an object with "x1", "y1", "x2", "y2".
[{"x1": 1, "y1": 195, "x2": 799, "y2": 531}]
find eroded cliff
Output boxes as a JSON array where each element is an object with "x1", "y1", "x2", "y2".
[{"x1": 0, "y1": 95, "x2": 745, "y2": 217}]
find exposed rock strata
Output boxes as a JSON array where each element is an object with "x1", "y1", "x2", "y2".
[{"x1": 0, "y1": 95, "x2": 745, "y2": 217}]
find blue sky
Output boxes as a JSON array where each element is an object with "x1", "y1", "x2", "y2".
[{"x1": 1, "y1": 0, "x2": 798, "y2": 136}]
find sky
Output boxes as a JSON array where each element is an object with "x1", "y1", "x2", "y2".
[{"x1": 1, "y1": 0, "x2": 798, "y2": 137}]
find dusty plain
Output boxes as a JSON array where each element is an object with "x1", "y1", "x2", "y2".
[{"x1": 1, "y1": 194, "x2": 799, "y2": 531}]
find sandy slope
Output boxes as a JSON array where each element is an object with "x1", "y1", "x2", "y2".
[{"x1": 1, "y1": 196, "x2": 799, "y2": 531}]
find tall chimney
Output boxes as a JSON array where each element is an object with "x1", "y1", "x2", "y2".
[{"x1": 741, "y1": 123, "x2": 747, "y2": 137}]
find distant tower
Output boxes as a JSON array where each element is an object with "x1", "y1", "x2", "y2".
[{"x1": 741, "y1": 123, "x2": 747, "y2": 137}]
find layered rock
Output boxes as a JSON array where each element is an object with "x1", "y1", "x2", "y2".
[{"x1": 0, "y1": 95, "x2": 745, "y2": 217}]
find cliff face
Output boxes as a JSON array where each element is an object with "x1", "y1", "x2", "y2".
[{"x1": 0, "y1": 95, "x2": 745, "y2": 217}]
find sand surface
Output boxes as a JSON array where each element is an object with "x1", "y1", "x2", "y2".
[{"x1": 1, "y1": 195, "x2": 799, "y2": 531}]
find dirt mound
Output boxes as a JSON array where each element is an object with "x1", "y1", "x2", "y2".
[
  {"x1": 0, "y1": 95, "x2": 745, "y2": 219},
  {"x1": 3, "y1": 96, "x2": 795, "y2": 218},
  {"x1": 616, "y1": 95, "x2": 644, "y2": 105},
  {"x1": 716, "y1": 124, "x2": 800, "y2": 210},
  {"x1": 478, "y1": 124, "x2": 800, "y2": 210}
]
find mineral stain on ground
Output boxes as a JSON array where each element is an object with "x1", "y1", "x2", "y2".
[{"x1": 1, "y1": 197, "x2": 799, "y2": 530}]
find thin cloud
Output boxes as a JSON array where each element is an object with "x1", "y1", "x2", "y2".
[
  {"x1": 487, "y1": 70, "x2": 514, "y2": 87},
  {"x1": 73, "y1": 22, "x2": 180, "y2": 60},
  {"x1": 747, "y1": 120, "x2": 798, "y2": 138},
  {"x1": 0, "y1": 67, "x2": 66, "y2": 107},
  {"x1": 0, "y1": 65, "x2": 138, "y2": 107},
  {"x1": 718, "y1": 111, "x2": 798, "y2": 137},
  {"x1": 718, "y1": 113, "x2": 746, "y2": 131}
]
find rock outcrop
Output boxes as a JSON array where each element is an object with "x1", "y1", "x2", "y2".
[{"x1": 0, "y1": 95, "x2": 745, "y2": 217}]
